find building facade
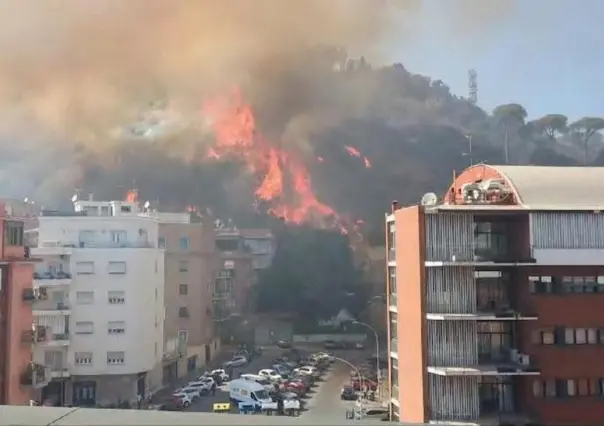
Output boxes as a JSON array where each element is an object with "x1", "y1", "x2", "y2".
[
  {"x1": 387, "y1": 165, "x2": 604, "y2": 426},
  {"x1": 0, "y1": 203, "x2": 37, "y2": 405},
  {"x1": 158, "y1": 216, "x2": 220, "y2": 385},
  {"x1": 29, "y1": 200, "x2": 165, "y2": 406}
]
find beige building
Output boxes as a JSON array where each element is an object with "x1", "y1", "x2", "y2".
[{"x1": 158, "y1": 215, "x2": 220, "y2": 384}]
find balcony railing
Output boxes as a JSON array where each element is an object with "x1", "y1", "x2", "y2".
[
  {"x1": 478, "y1": 348, "x2": 538, "y2": 370},
  {"x1": 20, "y1": 363, "x2": 48, "y2": 388},
  {"x1": 34, "y1": 302, "x2": 70, "y2": 312},
  {"x1": 388, "y1": 248, "x2": 396, "y2": 261},
  {"x1": 77, "y1": 241, "x2": 153, "y2": 249},
  {"x1": 390, "y1": 339, "x2": 398, "y2": 353},
  {"x1": 34, "y1": 272, "x2": 72, "y2": 280},
  {"x1": 426, "y1": 246, "x2": 536, "y2": 263},
  {"x1": 388, "y1": 293, "x2": 397, "y2": 308}
]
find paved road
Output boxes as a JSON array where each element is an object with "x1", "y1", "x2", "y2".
[{"x1": 302, "y1": 350, "x2": 371, "y2": 422}]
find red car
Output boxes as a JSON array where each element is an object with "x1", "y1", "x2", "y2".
[
  {"x1": 351, "y1": 378, "x2": 377, "y2": 391},
  {"x1": 284, "y1": 380, "x2": 304, "y2": 390}
]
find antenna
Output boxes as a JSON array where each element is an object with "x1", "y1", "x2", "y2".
[
  {"x1": 421, "y1": 192, "x2": 438, "y2": 207},
  {"x1": 468, "y1": 69, "x2": 478, "y2": 105}
]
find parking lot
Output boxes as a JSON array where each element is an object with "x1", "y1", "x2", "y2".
[{"x1": 161, "y1": 345, "x2": 384, "y2": 420}]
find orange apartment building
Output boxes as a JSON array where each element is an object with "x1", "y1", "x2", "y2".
[
  {"x1": 387, "y1": 165, "x2": 604, "y2": 426},
  {"x1": 0, "y1": 202, "x2": 39, "y2": 405}
]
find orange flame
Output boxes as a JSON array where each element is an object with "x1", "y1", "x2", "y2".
[
  {"x1": 202, "y1": 88, "x2": 339, "y2": 226},
  {"x1": 125, "y1": 190, "x2": 138, "y2": 203},
  {"x1": 345, "y1": 145, "x2": 361, "y2": 158}
]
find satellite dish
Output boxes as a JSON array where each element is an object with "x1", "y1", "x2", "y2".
[
  {"x1": 421, "y1": 192, "x2": 438, "y2": 207},
  {"x1": 23, "y1": 197, "x2": 28, "y2": 203},
  {"x1": 71, "y1": 194, "x2": 78, "y2": 203},
  {"x1": 144, "y1": 201, "x2": 150, "y2": 209}
]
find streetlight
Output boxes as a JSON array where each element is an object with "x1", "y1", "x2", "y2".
[
  {"x1": 351, "y1": 320, "x2": 381, "y2": 393},
  {"x1": 331, "y1": 355, "x2": 365, "y2": 418}
]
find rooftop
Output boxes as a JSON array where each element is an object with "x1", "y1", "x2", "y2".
[{"x1": 0, "y1": 406, "x2": 391, "y2": 426}]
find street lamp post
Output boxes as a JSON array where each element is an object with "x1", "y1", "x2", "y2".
[
  {"x1": 352, "y1": 320, "x2": 381, "y2": 395},
  {"x1": 331, "y1": 355, "x2": 365, "y2": 418}
]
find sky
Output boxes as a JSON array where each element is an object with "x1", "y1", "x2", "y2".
[{"x1": 393, "y1": 0, "x2": 604, "y2": 121}]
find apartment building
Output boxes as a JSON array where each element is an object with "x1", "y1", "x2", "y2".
[
  {"x1": 387, "y1": 165, "x2": 604, "y2": 426},
  {"x1": 28, "y1": 199, "x2": 165, "y2": 406},
  {"x1": 213, "y1": 225, "x2": 274, "y2": 320},
  {"x1": 0, "y1": 203, "x2": 37, "y2": 405},
  {"x1": 158, "y1": 216, "x2": 220, "y2": 384}
]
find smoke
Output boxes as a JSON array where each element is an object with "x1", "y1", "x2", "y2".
[{"x1": 0, "y1": 0, "x2": 515, "y2": 204}]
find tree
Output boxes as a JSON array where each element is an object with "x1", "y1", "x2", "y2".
[
  {"x1": 530, "y1": 114, "x2": 568, "y2": 141},
  {"x1": 569, "y1": 117, "x2": 604, "y2": 165},
  {"x1": 492, "y1": 103, "x2": 528, "y2": 163}
]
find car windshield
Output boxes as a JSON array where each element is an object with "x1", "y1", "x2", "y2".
[{"x1": 254, "y1": 390, "x2": 269, "y2": 400}]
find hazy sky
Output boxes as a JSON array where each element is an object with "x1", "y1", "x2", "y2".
[{"x1": 395, "y1": 0, "x2": 604, "y2": 120}]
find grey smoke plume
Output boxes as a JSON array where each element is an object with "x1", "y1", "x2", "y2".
[{"x1": 0, "y1": 0, "x2": 515, "y2": 204}]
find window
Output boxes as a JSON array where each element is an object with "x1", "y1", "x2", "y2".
[
  {"x1": 4, "y1": 221, "x2": 23, "y2": 246},
  {"x1": 575, "y1": 328, "x2": 587, "y2": 344},
  {"x1": 529, "y1": 276, "x2": 554, "y2": 294},
  {"x1": 52, "y1": 290, "x2": 67, "y2": 304},
  {"x1": 545, "y1": 379, "x2": 556, "y2": 397},
  {"x1": 559, "y1": 328, "x2": 603, "y2": 345},
  {"x1": 179, "y1": 307, "x2": 189, "y2": 318},
  {"x1": 178, "y1": 330, "x2": 189, "y2": 343},
  {"x1": 78, "y1": 230, "x2": 96, "y2": 246},
  {"x1": 74, "y1": 352, "x2": 93, "y2": 365},
  {"x1": 180, "y1": 237, "x2": 190, "y2": 250},
  {"x1": 75, "y1": 261, "x2": 95, "y2": 275},
  {"x1": 44, "y1": 350, "x2": 64, "y2": 369},
  {"x1": 75, "y1": 321, "x2": 94, "y2": 335},
  {"x1": 107, "y1": 351, "x2": 125, "y2": 365},
  {"x1": 108, "y1": 321, "x2": 125, "y2": 335},
  {"x1": 179, "y1": 261, "x2": 189, "y2": 272},
  {"x1": 108, "y1": 290, "x2": 125, "y2": 304},
  {"x1": 588, "y1": 328, "x2": 598, "y2": 344},
  {"x1": 532, "y1": 328, "x2": 555, "y2": 345},
  {"x1": 110, "y1": 230, "x2": 127, "y2": 245},
  {"x1": 565, "y1": 328, "x2": 575, "y2": 344},
  {"x1": 100, "y1": 206, "x2": 111, "y2": 216},
  {"x1": 158, "y1": 237, "x2": 166, "y2": 249},
  {"x1": 76, "y1": 291, "x2": 94, "y2": 305},
  {"x1": 107, "y1": 261, "x2": 127, "y2": 274},
  {"x1": 179, "y1": 284, "x2": 188, "y2": 296},
  {"x1": 566, "y1": 379, "x2": 576, "y2": 396}
]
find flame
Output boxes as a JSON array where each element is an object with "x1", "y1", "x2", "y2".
[
  {"x1": 363, "y1": 156, "x2": 372, "y2": 168},
  {"x1": 125, "y1": 189, "x2": 138, "y2": 203},
  {"x1": 202, "y1": 88, "x2": 338, "y2": 225},
  {"x1": 345, "y1": 145, "x2": 361, "y2": 158}
]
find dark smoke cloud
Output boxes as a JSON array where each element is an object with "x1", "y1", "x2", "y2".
[{"x1": 0, "y1": 0, "x2": 515, "y2": 204}]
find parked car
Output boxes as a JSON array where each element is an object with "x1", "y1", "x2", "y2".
[
  {"x1": 187, "y1": 380, "x2": 212, "y2": 393},
  {"x1": 174, "y1": 386, "x2": 203, "y2": 399},
  {"x1": 171, "y1": 392, "x2": 193, "y2": 407},
  {"x1": 341, "y1": 386, "x2": 357, "y2": 401},
  {"x1": 277, "y1": 339, "x2": 292, "y2": 349},
  {"x1": 324, "y1": 339, "x2": 339, "y2": 349},
  {"x1": 157, "y1": 400, "x2": 183, "y2": 411},
  {"x1": 258, "y1": 369, "x2": 283, "y2": 383},
  {"x1": 208, "y1": 369, "x2": 230, "y2": 382},
  {"x1": 224, "y1": 355, "x2": 247, "y2": 368},
  {"x1": 351, "y1": 378, "x2": 378, "y2": 391},
  {"x1": 294, "y1": 366, "x2": 320, "y2": 378}
]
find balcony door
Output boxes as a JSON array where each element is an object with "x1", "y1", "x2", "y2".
[{"x1": 477, "y1": 322, "x2": 513, "y2": 362}]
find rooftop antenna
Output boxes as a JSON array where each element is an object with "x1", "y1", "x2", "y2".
[{"x1": 468, "y1": 69, "x2": 478, "y2": 105}]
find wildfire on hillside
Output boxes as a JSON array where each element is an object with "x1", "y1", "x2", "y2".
[{"x1": 202, "y1": 88, "x2": 365, "y2": 237}]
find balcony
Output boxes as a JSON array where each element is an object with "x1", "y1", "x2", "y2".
[
  {"x1": 390, "y1": 339, "x2": 398, "y2": 356},
  {"x1": 77, "y1": 240, "x2": 153, "y2": 249},
  {"x1": 33, "y1": 302, "x2": 70, "y2": 316},
  {"x1": 425, "y1": 246, "x2": 536, "y2": 267},
  {"x1": 33, "y1": 271, "x2": 72, "y2": 287},
  {"x1": 388, "y1": 247, "x2": 396, "y2": 262},
  {"x1": 32, "y1": 243, "x2": 73, "y2": 256},
  {"x1": 38, "y1": 332, "x2": 70, "y2": 347},
  {"x1": 49, "y1": 367, "x2": 71, "y2": 379},
  {"x1": 388, "y1": 294, "x2": 397, "y2": 311},
  {"x1": 428, "y1": 348, "x2": 540, "y2": 377},
  {"x1": 20, "y1": 363, "x2": 49, "y2": 388}
]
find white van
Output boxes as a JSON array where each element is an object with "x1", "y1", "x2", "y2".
[
  {"x1": 239, "y1": 374, "x2": 274, "y2": 392},
  {"x1": 228, "y1": 379, "x2": 272, "y2": 409}
]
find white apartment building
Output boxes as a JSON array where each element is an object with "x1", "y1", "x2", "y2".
[{"x1": 28, "y1": 199, "x2": 166, "y2": 407}]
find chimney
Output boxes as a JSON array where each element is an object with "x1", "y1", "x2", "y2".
[{"x1": 391, "y1": 200, "x2": 398, "y2": 212}]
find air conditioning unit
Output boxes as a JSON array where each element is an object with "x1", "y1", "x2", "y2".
[{"x1": 518, "y1": 354, "x2": 530, "y2": 365}]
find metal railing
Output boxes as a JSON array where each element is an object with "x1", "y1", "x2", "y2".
[
  {"x1": 388, "y1": 293, "x2": 397, "y2": 307},
  {"x1": 78, "y1": 241, "x2": 153, "y2": 249},
  {"x1": 34, "y1": 302, "x2": 70, "y2": 311},
  {"x1": 33, "y1": 272, "x2": 72, "y2": 280},
  {"x1": 425, "y1": 245, "x2": 536, "y2": 263}
]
